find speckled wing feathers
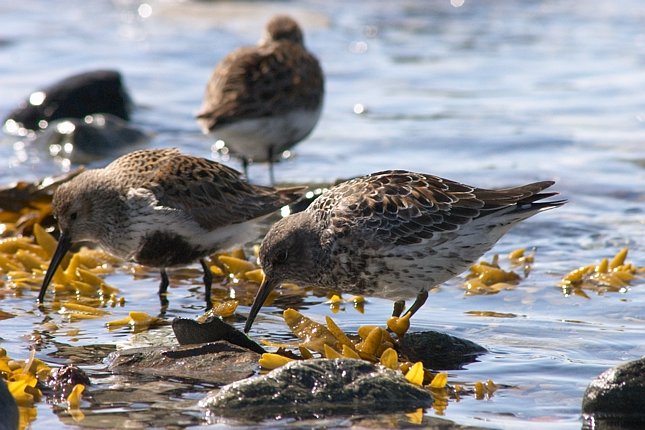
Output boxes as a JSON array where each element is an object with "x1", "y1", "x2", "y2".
[
  {"x1": 105, "y1": 149, "x2": 304, "y2": 231},
  {"x1": 310, "y1": 170, "x2": 558, "y2": 248},
  {"x1": 197, "y1": 42, "x2": 324, "y2": 131}
]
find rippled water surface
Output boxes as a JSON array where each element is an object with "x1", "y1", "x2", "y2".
[{"x1": 1, "y1": 1, "x2": 644, "y2": 429}]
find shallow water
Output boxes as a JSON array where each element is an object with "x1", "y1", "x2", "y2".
[{"x1": 0, "y1": 0, "x2": 644, "y2": 429}]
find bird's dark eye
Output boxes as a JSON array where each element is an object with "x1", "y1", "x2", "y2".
[
  {"x1": 70, "y1": 212, "x2": 78, "y2": 221},
  {"x1": 274, "y1": 250, "x2": 288, "y2": 264}
]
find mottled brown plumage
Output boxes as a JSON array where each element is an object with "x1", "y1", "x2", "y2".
[
  {"x1": 197, "y1": 15, "x2": 324, "y2": 181},
  {"x1": 245, "y1": 170, "x2": 565, "y2": 332},
  {"x1": 39, "y1": 148, "x2": 305, "y2": 309}
]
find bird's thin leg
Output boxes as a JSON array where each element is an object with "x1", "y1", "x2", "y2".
[
  {"x1": 392, "y1": 300, "x2": 405, "y2": 317},
  {"x1": 267, "y1": 146, "x2": 275, "y2": 185},
  {"x1": 242, "y1": 158, "x2": 250, "y2": 178},
  {"x1": 402, "y1": 290, "x2": 429, "y2": 318},
  {"x1": 200, "y1": 258, "x2": 213, "y2": 310},
  {"x1": 158, "y1": 268, "x2": 170, "y2": 312}
]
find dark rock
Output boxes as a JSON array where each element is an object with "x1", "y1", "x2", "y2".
[
  {"x1": 582, "y1": 357, "x2": 645, "y2": 429},
  {"x1": 0, "y1": 378, "x2": 18, "y2": 430},
  {"x1": 43, "y1": 365, "x2": 91, "y2": 402},
  {"x1": 107, "y1": 341, "x2": 260, "y2": 385},
  {"x1": 399, "y1": 331, "x2": 487, "y2": 370},
  {"x1": 200, "y1": 358, "x2": 433, "y2": 420},
  {"x1": 4, "y1": 69, "x2": 132, "y2": 133},
  {"x1": 172, "y1": 316, "x2": 266, "y2": 354},
  {"x1": 33, "y1": 113, "x2": 149, "y2": 163}
]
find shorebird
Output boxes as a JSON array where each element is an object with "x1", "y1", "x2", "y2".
[
  {"x1": 196, "y1": 15, "x2": 324, "y2": 183},
  {"x1": 244, "y1": 170, "x2": 565, "y2": 332},
  {"x1": 38, "y1": 148, "x2": 305, "y2": 309}
]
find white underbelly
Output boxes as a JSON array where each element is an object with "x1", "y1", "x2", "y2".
[{"x1": 208, "y1": 108, "x2": 322, "y2": 161}]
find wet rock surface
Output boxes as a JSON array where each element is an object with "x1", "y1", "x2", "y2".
[
  {"x1": 4, "y1": 69, "x2": 132, "y2": 132},
  {"x1": 172, "y1": 316, "x2": 266, "y2": 354},
  {"x1": 582, "y1": 357, "x2": 645, "y2": 429},
  {"x1": 200, "y1": 358, "x2": 433, "y2": 420},
  {"x1": 400, "y1": 331, "x2": 487, "y2": 370},
  {"x1": 0, "y1": 378, "x2": 18, "y2": 430},
  {"x1": 43, "y1": 365, "x2": 91, "y2": 402},
  {"x1": 33, "y1": 113, "x2": 149, "y2": 163},
  {"x1": 107, "y1": 341, "x2": 260, "y2": 385}
]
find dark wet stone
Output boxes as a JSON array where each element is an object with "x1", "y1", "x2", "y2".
[
  {"x1": 43, "y1": 365, "x2": 91, "y2": 402},
  {"x1": 107, "y1": 341, "x2": 260, "y2": 385},
  {"x1": 33, "y1": 114, "x2": 149, "y2": 163},
  {"x1": 4, "y1": 69, "x2": 132, "y2": 132},
  {"x1": 581, "y1": 357, "x2": 645, "y2": 429},
  {"x1": 0, "y1": 378, "x2": 18, "y2": 430},
  {"x1": 200, "y1": 358, "x2": 433, "y2": 420},
  {"x1": 172, "y1": 316, "x2": 266, "y2": 354},
  {"x1": 49, "y1": 342, "x2": 117, "y2": 366},
  {"x1": 399, "y1": 331, "x2": 487, "y2": 370}
]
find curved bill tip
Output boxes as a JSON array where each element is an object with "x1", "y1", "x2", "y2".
[
  {"x1": 244, "y1": 276, "x2": 278, "y2": 334},
  {"x1": 38, "y1": 231, "x2": 71, "y2": 304}
]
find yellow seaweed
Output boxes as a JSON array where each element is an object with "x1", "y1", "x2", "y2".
[
  {"x1": 0, "y1": 237, "x2": 33, "y2": 254},
  {"x1": 298, "y1": 346, "x2": 313, "y2": 359},
  {"x1": 323, "y1": 344, "x2": 342, "y2": 359},
  {"x1": 0, "y1": 255, "x2": 22, "y2": 272},
  {"x1": 386, "y1": 312, "x2": 411, "y2": 337},
  {"x1": 379, "y1": 347, "x2": 398, "y2": 370},
  {"x1": 328, "y1": 294, "x2": 343, "y2": 304},
  {"x1": 76, "y1": 269, "x2": 105, "y2": 287},
  {"x1": 67, "y1": 384, "x2": 85, "y2": 408},
  {"x1": 218, "y1": 255, "x2": 256, "y2": 276},
  {"x1": 356, "y1": 326, "x2": 383, "y2": 357},
  {"x1": 283, "y1": 309, "x2": 338, "y2": 353},
  {"x1": 33, "y1": 224, "x2": 57, "y2": 258},
  {"x1": 405, "y1": 408, "x2": 424, "y2": 425},
  {"x1": 325, "y1": 316, "x2": 356, "y2": 352},
  {"x1": 508, "y1": 248, "x2": 525, "y2": 260},
  {"x1": 341, "y1": 344, "x2": 361, "y2": 359},
  {"x1": 210, "y1": 300, "x2": 238, "y2": 318},
  {"x1": 258, "y1": 353, "x2": 293, "y2": 370},
  {"x1": 595, "y1": 258, "x2": 608, "y2": 274},
  {"x1": 429, "y1": 372, "x2": 448, "y2": 388},
  {"x1": 243, "y1": 268, "x2": 264, "y2": 284},
  {"x1": 106, "y1": 311, "x2": 161, "y2": 330},
  {"x1": 14, "y1": 250, "x2": 46, "y2": 271},
  {"x1": 609, "y1": 248, "x2": 628, "y2": 270},
  {"x1": 405, "y1": 361, "x2": 424, "y2": 386},
  {"x1": 61, "y1": 302, "x2": 109, "y2": 315}
]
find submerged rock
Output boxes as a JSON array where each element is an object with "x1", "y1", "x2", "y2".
[
  {"x1": 4, "y1": 69, "x2": 132, "y2": 133},
  {"x1": 200, "y1": 358, "x2": 433, "y2": 420},
  {"x1": 172, "y1": 316, "x2": 265, "y2": 354},
  {"x1": 400, "y1": 331, "x2": 487, "y2": 370},
  {"x1": 0, "y1": 378, "x2": 18, "y2": 430},
  {"x1": 107, "y1": 341, "x2": 260, "y2": 385},
  {"x1": 582, "y1": 357, "x2": 645, "y2": 429},
  {"x1": 33, "y1": 113, "x2": 149, "y2": 163}
]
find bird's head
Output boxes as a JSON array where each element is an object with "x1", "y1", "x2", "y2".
[{"x1": 244, "y1": 212, "x2": 323, "y2": 332}]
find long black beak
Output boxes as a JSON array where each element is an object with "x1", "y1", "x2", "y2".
[
  {"x1": 244, "y1": 275, "x2": 279, "y2": 333},
  {"x1": 38, "y1": 231, "x2": 72, "y2": 303}
]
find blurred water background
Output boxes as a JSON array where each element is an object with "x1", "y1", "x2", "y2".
[{"x1": 0, "y1": 0, "x2": 644, "y2": 429}]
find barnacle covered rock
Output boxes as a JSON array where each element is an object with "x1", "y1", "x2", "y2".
[{"x1": 200, "y1": 358, "x2": 433, "y2": 420}]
